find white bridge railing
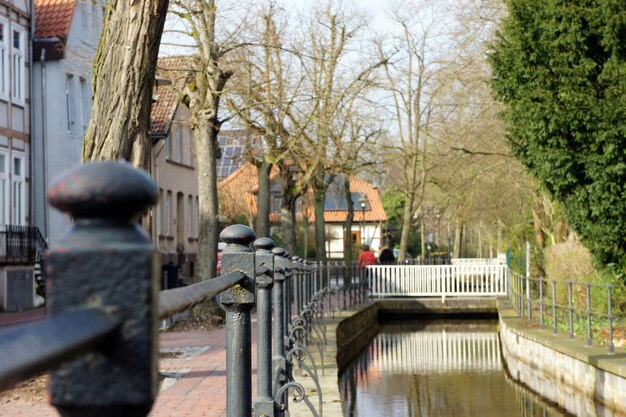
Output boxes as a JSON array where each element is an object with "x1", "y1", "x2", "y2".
[
  {"x1": 366, "y1": 264, "x2": 509, "y2": 298},
  {"x1": 370, "y1": 331, "x2": 502, "y2": 373}
]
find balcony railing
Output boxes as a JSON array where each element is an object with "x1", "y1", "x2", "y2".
[{"x1": 0, "y1": 225, "x2": 47, "y2": 265}]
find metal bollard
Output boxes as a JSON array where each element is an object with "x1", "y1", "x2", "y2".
[
  {"x1": 220, "y1": 225, "x2": 256, "y2": 417},
  {"x1": 47, "y1": 161, "x2": 159, "y2": 417},
  {"x1": 254, "y1": 237, "x2": 276, "y2": 417}
]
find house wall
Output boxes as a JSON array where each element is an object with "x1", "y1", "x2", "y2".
[
  {"x1": 325, "y1": 223, "x2": 382, "y2": 259},
  {"x1": 31, "y1": 1, "x2": 102, "y2": 243},
  {"x1": 0, "y1": 2, "x2": 30, "y2": 229},
  {"x1": 150, "y1": 105, "x2": 198, "y2": 283}
]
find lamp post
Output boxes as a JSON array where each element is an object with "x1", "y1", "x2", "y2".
[{"x1": 359, "y1": 197, "x2": 367, "y2": 246}]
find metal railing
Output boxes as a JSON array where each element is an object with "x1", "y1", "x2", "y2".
[
  {"x1": 509, "y1": 272, "x2": 625, "y2": 353},
  {"x1": 0, "y1": 161, "x2": 366, "y2": 417},
  {"x1": 366, "y1": 264, "x2": 509, "y2": 299},
  {"x1": 0, "y1": 225, "x2": 47, "y2": 265}
]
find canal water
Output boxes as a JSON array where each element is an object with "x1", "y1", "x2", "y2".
[{"x1": 339, "y1": 319, "x2": 571, "y2": 417}]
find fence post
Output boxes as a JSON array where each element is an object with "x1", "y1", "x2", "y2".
[
  {"x1": 292, "y1": 256, "x2": 301, "y2": 317},
  {"x1": 282, "y1": 252, "x2": 292, "y2": 342},
  {"x1": 271, "y1": 247, "x2": 288, "y2": 416},
  {"x1": 47, "y1": 161, "x2": 159, "y2": 417},
  {"x1": 220, "y1": 225, "x2": 256, "y2": 417},
  {"x1": 254, "y1": 237, "x2": 276, "y2": 417},
  {"x1": 552, "y1": 279, "x2": 558, "y2": 334},
  {"x1": 281, "y1": 251, "x2": 292, "y2": 415},
  {"x1": 608, "y1": 284, "x2": 614, "y2": 354}
]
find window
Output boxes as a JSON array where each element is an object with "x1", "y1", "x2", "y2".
[
  {"x1": 165, "y1": 191, "x2": 171, "y2": 235},
  {"x1": 0, "y1": 151, "x2": 7, "y2": 224},
  {"x1": 165, "y1": 136, "x2": 171, "y2": 160},
  {"x1": 11, "y1": 153, "x2": 25, "y2": 225},
  {"x1": 185, "y1": 128, "x2": 192, "y2": 166},
  {"x1": 157, "y1": 189, "x2": 163, "y2": 235},
  {"x1": 79, "y1": 77, "x2": 89, "y2": 135},
  {"x1": 187, "y1": 195, "x2": 192, "y2": 238},
  {"x1": 0, "y1": 20, "x2": 8, "y2": 99},
  {"x1": 11, "y1": 27, "x2": 24, "y2": 103},
  {"x1": 271, "y1": 194, "x2": 282, "y2": 214},
  {"x1": 176, "y1": 125, "x2": 182, "y2": 163},
  {"x1": 66, "y1": 75, "x2": 76, "y2": 133},
  {"x1": 195, "y1": 197, "x2": 199, "y2": 238}
]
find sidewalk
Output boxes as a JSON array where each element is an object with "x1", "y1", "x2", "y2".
[
  {"x1": 0, "y1": 319, "x2": 258, "y2": 417},
  {"x1": 0, "y1": 307, "x2": 46, "y2": 328}
]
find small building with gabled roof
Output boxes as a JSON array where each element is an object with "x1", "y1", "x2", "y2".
[{"x1": 218, "y1": 162, "x2": 388, "y2": 258}]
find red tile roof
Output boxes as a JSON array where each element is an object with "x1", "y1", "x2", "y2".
[
  {"x1": 218, "y1": 163, "x2": 387, "y2": 224},
  {"x1": 150, "y1": 85, "x2": 178, "y2": 137},
  {"x1": 35, "y1": 0, "x2": 76, "y2": 39},
  {"x1": 150, "y1": 56, "x2": 196, "y2": 137},
  {"x1": 322, "y1": 177, "x2": 388, "y2": 223},
  {"x1": 218, "y1": 162, "x2": 280, "y2": 221}
]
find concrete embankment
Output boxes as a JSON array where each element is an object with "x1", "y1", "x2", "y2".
[{"x1": 498, "y1": 300, "x2": 626, "y2": 417}]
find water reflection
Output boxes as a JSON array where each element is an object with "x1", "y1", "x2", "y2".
[{"x1": 339, "y1": 320, "x2": 570, "y2": 417}]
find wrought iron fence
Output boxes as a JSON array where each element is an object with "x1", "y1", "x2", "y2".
[
  {"x1": 509, "y1": 273, "x2": 626, "y2": 353},
  {"x1": 0, "y1": 161, "x2": 365, "y2": 417},
  {"x1": 0, "y1": 225, "x2": 47, "y2": 265}
]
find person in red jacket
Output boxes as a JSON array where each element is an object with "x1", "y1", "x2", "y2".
[{"x1": 357, "y1": 244, "x2": 377, "y2": 268}]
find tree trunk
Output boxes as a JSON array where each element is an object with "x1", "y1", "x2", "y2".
[
  {"x1": 398, "y1": 193, "x2": 415, "y2": 263},
  {"x1": 453, "y1": 219, "x2": 463, "y2": 258},
  {"x1": 280, "y1": 195, "x2": 297, "y2": 256},
  {"x1": 531, "y1": 191, "x2": 546, "y2": 249},
  {"x1": 314, "y1": 191, "x2": 327, "y2": 259},
  {"x1": 82, "y1": 0, "x2": 169, "y2": 169},
  {"x1": 194, "y1": 120, "x2": 219, "y2": 283},
  {"x1": 343, "y1": 176, "x2": 354, "y2": 284},
  {"x1": 420, "y1": 212, "x2": 426, "y2": 261},
  {"x1": 256, "y1": 160, "x2": 272, "y2": 238}
]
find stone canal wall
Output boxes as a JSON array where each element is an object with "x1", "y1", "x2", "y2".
[
  {"x1": 498, "y1": 301, "x2": 626, "y2": 417},
  {"x1": 336, "y1": 302, "x2": 379, "y2": 370}
]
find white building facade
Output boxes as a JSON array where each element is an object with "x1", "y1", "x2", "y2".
[{"x1": 31, "y1": 0, "x2": 103, "y2": 244}]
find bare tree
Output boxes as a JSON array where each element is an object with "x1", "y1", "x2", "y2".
[
  {"x1": 225, "y1": 5, "x2": 308, "y2": 246},
  {"x1": 82, "y1": 0, "x2": 169, "y2": 168},
  {"x1": 159, "y1": 0, "x2": 247, "y2": 285}
]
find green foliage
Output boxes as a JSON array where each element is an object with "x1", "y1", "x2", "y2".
[
  {"x1": 380, "y1": 188, "x2": 422, "y2": 256},
  {"x1": 381, "y1": 188, "x2": 405, "y2": 227},
  {"x1": 489, "y1": 0, "x2": 626, "y2": 273}
]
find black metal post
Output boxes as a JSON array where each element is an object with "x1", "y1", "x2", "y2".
[
  {"x1": 220, "y1": 225, "x2": 256, "y2": 417},
  {"x1": 254, "y1": 237, "x2": 276, "y2": 417},
  {"x1": 567, "y1": 280, "x2": 574, "y2": 339},
  {"x1": 283, "y1": 252, "x2": 292, "y2": 338},
  {"x1": 47, "y1": 161, "x2": 159, "y2": 417},
  {"x1": 539, "y1": 278, "x2": 545, "y2": 329},
  {"x1": 585, "y1": 282, "x2": 592, "y2": 346},
  {"x1": 271, "y1": 247, "x2": 287, "y2": 416},
  {"x1": 281, "y1": 251, "x2": 292, "y2": 415},
  {"x1": 552, "y1": 279, "x2": 558, "y2": 334},
  {"x1": 608, "y1": 284, "x2": 614, "y2": 353},
  {"x1": 292, "y1": 256, "x2": 301, "y2": 316}
]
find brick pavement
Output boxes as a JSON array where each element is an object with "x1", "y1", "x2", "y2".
[{"x1": 0, "y1": 319, "x2": 259, "y2": 417}]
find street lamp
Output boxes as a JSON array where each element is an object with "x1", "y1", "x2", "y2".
[{"x1": 359, "y1": 197, "x2": 367, "y2": 245}]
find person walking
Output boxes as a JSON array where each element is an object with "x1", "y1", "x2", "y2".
[
  {"x1": 378, "y1": 246, "x2": 396, "y2": 265},
  {"x1": 357, "y1": 244, "x2": 377, "y2": 268}
]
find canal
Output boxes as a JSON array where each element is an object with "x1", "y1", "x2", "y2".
[{"x1": 339, "y1": 319, "x2": 571, "y2": 417}]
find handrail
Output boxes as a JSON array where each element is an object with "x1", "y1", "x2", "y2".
[
  {"x1": 159, "y1": 271, "x2": 246, "y2": 320},
  {"x1": 0, "y1": 308, "x2": 120, "y2": 391}
]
